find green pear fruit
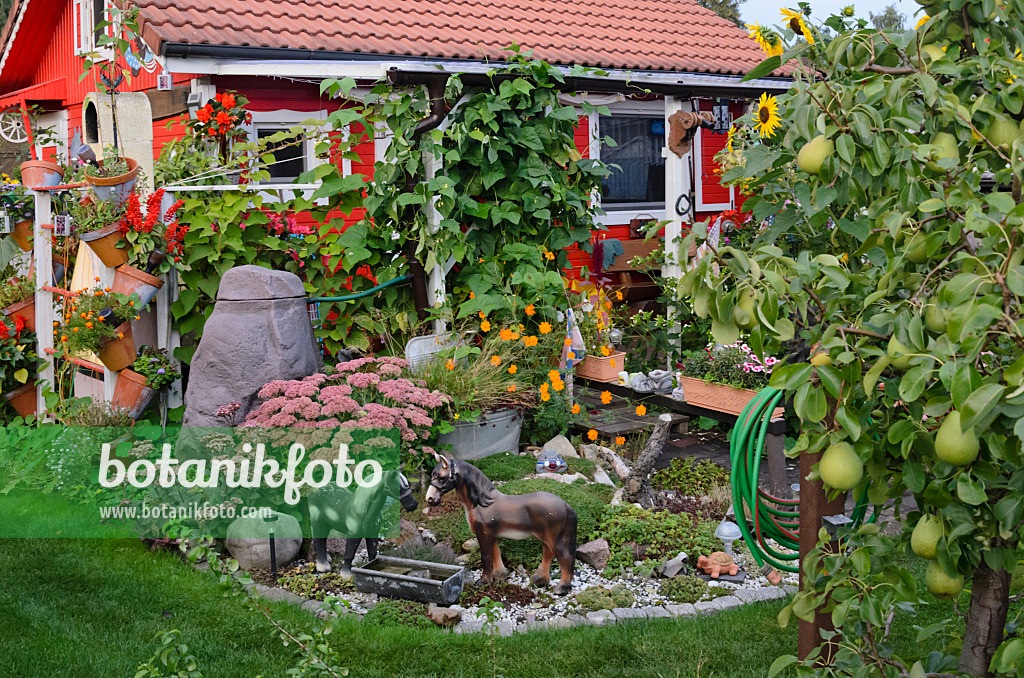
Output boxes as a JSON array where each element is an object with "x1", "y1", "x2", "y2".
[
  {"x1": 988, "y1": 116, "x2": 1021, "y2": 149},
  {"x1": 924, "y1": 303, "x2": 949, "y2": 334},
  {"x1": 926, "y1": 561, "x2": 964, "y2": 599},
  {"x1": 911, "y1": 514, "x2": 945, "y2": 559},
  {"x1": 887, "y1": 337, "x2": 914, "y2": 371},
  {"x1": 926, "y1": 132, "x2": 959, "y2": 171},
  {"x1": 935, "y1": 410, "x2": 980, "y2": 466},
  {"x1": 906, "y1": 232, "x2": 929, "y2": 264},
  {"x1": 797, "y1": 135, "x2": 835, "y2": 176},
  {"x1": 819, "y1": 442, "x2": 863, "y2": 491}
]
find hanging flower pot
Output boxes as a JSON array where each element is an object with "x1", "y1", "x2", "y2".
[
  {"x1": 85, "y1": 157, "x2": 139, "y2": 203},
  {"x1": 97, "y1": 322, "x2": 136, "y2": 371},
  {"x1": 111, "y1": 368, "x2": 156, "y2": 419},
  {"x1": 80, "y1": 221, "x2": 130, "y2": 268},
  {"x1": 2, "y1": 296, "x2": 35, "y2": 333},
  {"x1": 19, "y1": 160, "x2": 63, "y2": 190},
  {"x1": 3, "y1": 381, "x2": 37, "y2": 418},
  {"x1": 10, "y1": 219, "x2": 32, "y2": 252},
  {"x1": 112, "y1": 265, "x2": 163, "y2": 308}
]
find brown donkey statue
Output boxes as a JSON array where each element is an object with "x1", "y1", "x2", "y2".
[{"x1": 425, "y1": 452, "x2": 577, "y2": 595}]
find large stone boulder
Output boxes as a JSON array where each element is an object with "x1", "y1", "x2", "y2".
[
  {"x1": 576, "y1": 538, "x2": 610, "y2": 571},
  {"x1": 225, "y1": 509, "x2": 303, "y2": 571},
  {"x1": 183, "y1": 266, "x2": 321, "y2": 427}
]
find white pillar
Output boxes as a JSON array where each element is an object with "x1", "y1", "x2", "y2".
[
  {"x1": 663, "y1": 96, "x2": 695, "y2": 365},
  {"x1": 32, "y1": 190, "x2": 54, "y2": 416}
]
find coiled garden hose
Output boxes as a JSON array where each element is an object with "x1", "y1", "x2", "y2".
[{"x1": 729, "y1": 387, "x2": 876, "y2": 576}]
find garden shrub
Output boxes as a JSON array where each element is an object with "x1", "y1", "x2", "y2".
[
  {"x1": 361, "y1": 599, "x2": 436, "y2": 630},
  {"x1": 470, "y1": 453, "x2": 536, "y2": 482},
  {"x1": 653, "y1": 458, "x2": 730, "y2": 495},
  {"x1": 427, "y1": 478, "x2": 609, "y2": 569},
  {"x1": 597, "y1": 504, "x2": 718, "y2": 572},
  {"x1": 572, "y1": 585, "x2": 635, "y2": 611}
]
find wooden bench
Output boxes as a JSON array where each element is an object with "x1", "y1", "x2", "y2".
[{"x1": 604, "y1": 238, "x2": 661, "y2": 304}]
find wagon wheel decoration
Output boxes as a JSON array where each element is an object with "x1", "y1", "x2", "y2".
[{"x1": 0, "y1": 108, "x2": 29, "y2": 144}]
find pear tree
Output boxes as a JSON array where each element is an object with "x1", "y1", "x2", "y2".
[{"x1": 682, "y1": 1, "x2": 1024, "y2": 675}]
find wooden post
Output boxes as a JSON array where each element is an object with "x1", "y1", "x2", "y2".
[{"x1": 798, "y1": 448, "x2": 847, "y2": 661}]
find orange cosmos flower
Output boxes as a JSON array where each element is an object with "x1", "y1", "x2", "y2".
[
  {"x1": 601, "y1": 345, "x2": 610, "y2": 357},
  {"x1": 525, "y1": 304, "x2": 536, "y2": 316},
  {"x1": 539, "y1": 322, "x2": 552, "y2": 334},
  {"x1": 545, "y1": 251, "x2": 555, "y2": 261},
  {"x1": 570, "y1": 403, "x2": 581, "y2": 414},
  {"x1": 507, "y1": 384, "x2": 517, "y2": 392},
  {"x1": 615, "y1": 436, "x2": 626, "y2": 446},
  {"x1": 552, "y1": 380, "x2": 564, "y2": 392},
  {"x1": 523, "y1": 336, "x2": 538, "y2": 347},
  {"x1": 564, "y1": 337, "x2": 572, "y2": 347},
  {"x1": 636, "y1": 405, "x2": 647, "y2": 416},
  {"x1": 479, "y1": 311, "x2": 487, "y2": 319},
  {"x1": 540, "y1": 382, "x2": 550, "y2": 393},
  {"x1": 446, "y1": 359, "x2": 455, "y2": 371},
  {"x1": 587, "y1": 429, "x2": 598, "y2": 441},
  {"x1": 500, "y1": 328, "x2": 513, "y2": 341},
  {"x1": 510, "y1": 332, "x2": 520, "y2": 340},
  {"x1": 567, "y1": 351, "x2": 576, "y2": 360},
  {"x1": 548, "y1": 369, "x2": 560, "y2": 380},
  {"x1": 541, "y1": 391, "x2": 551, "y2": 402},
  {"x1": 615, "y1": 291, "x2": 623, "y2": 301},
  {"x1": 508, "y1": 364, "x2": 518, "y2": 374},
  {"x1": 481, "y1": 320, "x2": 491, "y2": 332},
  {"x1": 601, "y1": 391, "x2": 612, "y2": 404},
  {"x1": 490, "y1": 355, "x2": 501, "y2": 366}
]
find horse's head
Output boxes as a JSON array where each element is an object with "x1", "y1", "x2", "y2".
[
  {"x1": 398, "y1": 472, "x2": 419, "y2": 512},
  {"x1": 425, "y1": 452, "x2": 457, "y2": 506}
]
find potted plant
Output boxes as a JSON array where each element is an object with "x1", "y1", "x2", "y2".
[
  {"x1": 57, "y1": 284, "x2": 141, "y2": 371},
  {"x1": 678, "y1": 343, "x2": 782, "y2": 417},
  {"x1": 572, "y1": 291, "x2": 625, "y2": 383},
  {"x1": 1, "y1": 189, "x2": 35, "y2": 252},
  {"x1": 109, "y1": 189, "x2": 175, "y2": 306},
  {"x1": 0, "y1": 273, "x2": 35, "y2": 332},
  {"x1": 184, "y1": 91, "x2": 251, "y2": 183},
  {"x1": 0, "y1": 316, "x2": 42, "y2": 418},
  {"x1": 84, "y1": 145, "x2": 139, "y2": 203},
  {"x1": 112, "y1": 346, "x2": 180, "y2": 418},
  {"x1": 418, "y1": 329, "x2": 535, "y2": 460},
  {"x1": 19, "y1": 160, "x2": 64, "y2": 190},
  {"x1": 71, "y1": 194, "x2": 131, "y2": 267}
]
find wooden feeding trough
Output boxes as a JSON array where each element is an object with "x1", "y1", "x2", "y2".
[{"x1": 351, "y1": 556, "x2": 465, "y2": 606}]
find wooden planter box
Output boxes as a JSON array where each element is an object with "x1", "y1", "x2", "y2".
[
  {"x1": 574, "y1": 351, "x2": 625, "y2": 382},
  {"x1": 679, "y1": 376, "x2": 784, "y2": 418}
]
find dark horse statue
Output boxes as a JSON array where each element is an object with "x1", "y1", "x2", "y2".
[
  {"x1": 310, "y1": 471, "x2": 418, "y2": 577},
  {"x1": 425, "y1": 452, "x2": 577, "y2": 595}
]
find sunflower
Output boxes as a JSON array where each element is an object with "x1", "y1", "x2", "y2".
[
  {"x1": 780, "y1": 8, "x2": 814, "y2": 44},
  {"x1": 746, "y1": 23, "x2": 784, "y2": 58},
  {"x1": 915, "y1": 14, "x2": 930, "y2": 29},
  {"x1": 753, "y1": 93, "x2": 782, "y2": 138}
]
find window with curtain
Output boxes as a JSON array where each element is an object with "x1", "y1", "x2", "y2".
[{"x1": 599, "y1": 115, "x2": 666, "y2": 207}]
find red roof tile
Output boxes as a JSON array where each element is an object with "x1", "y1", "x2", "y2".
[{"x1": 136, "y1": 0, "x2": 770, "y2": 75}]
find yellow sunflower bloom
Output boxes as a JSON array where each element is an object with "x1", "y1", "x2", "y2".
[
  {"x1": 753, "y1": 93, "x2": 782, "y2": 139},
  {"x1": 746, "y1": 23, "x2": 784, "y2": 58},
  {"x1": 781, "y1": 8, "x2": 814, "y2": 43},
  {"x1": 915, "y1": 15, "x2": 930, "y2": 29}
]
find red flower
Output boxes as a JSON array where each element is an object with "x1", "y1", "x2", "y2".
[
  {"x1": 215, "y1": 111, "x2": 233, "y2": 127},
  {"x1": 13, "y1": 315, "x2": 24, "y2": 336},
  {"x1": 219, "y1": 93, "x2": 236, "y2": 109},
  {"x1": 195, "y1": 105, "x2": 212, "y2": 123},
  {"x1": 0, "y1": 322, "x2": 8, "y2": 340}
]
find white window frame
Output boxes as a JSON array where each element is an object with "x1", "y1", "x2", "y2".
[
  {"x1": 591, "y1": 99, "x2": 668, "y2": 227},
  {"x1": 73, "y1": 0, "x2": 113, "y2": 60},
  {"x1": 246, "y1": 109, "x2": 332, "y2": 203},
  {"x1": 693, "y1": 101, "x2": 734, "y2": 212}
]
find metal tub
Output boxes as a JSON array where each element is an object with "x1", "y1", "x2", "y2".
[{"x1": 351, "y1": 556, "x2": 465, "y2": 606}]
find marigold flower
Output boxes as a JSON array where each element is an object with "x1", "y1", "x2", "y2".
[
  {"x1": 525, "y1": 304, "x2": 535, "y2": 316},
  {"x1": 445, "y1": 359, "x2": 454, "y2": 371},
  {"x1": 94, "y1": 276, "x2": 101, "y2": 282},
  {"x1": 570, "y1": 403, "x2": 581, "y2": 415},
  {"x1": 601, "y1": 345, "x2": 610, "y2": 357},
  {"x1": 540, "y1": 391, "x2": 551, "y2": 402},
  {"x1": 481, "y1": 320, "x2": 491, "y2": 332},
  {"x1": 508, "y1": 364, "x2": 517, "y2": 374},
  {"x1": 539, "y1": 322, "x2": 552, "y2": 334},
  {"x1": 53, "y1": 321, "x2": 59, "y2": 327},
  {"x1": 601, "y1": 391, "x2": 612, "y2": 404},
  {"x1": 104, "y1": 287, "x2": 111, "y2": 292},
  {"x1": 72, "y1": 327, "x2": 79, "y2": 333},
  {"x1": 61, "y1": 335, "x2": 68, "y2": 342},
  {"x1": 615, "y1": 436, "x2": 626, "y2": 446},
  {"x1": 587, "y1": 429, "x2": 598, "y2": 441},
  {"x1": 490, "y1": 355, "x2": 501, "y2": 366},
  {"x1": 117, "y1": 332, "x2": 124, "y2": 338},
  {"x1": 85, "y1": 322, "x2": 93, "y2": 329},
  {"x1": 636, "y1": 404, "x2": 647, "y2": 416},
  {"x1": 507, "y1": 384, "x2": 517, "y2": 393}
]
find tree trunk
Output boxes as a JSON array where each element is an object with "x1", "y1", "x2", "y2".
[
  {"x1": 624, "y1": 414, "x2": 672, "y2": 507},
  {"x1": 959, "y1": 562, "x2": 1011, "y2": 677}
]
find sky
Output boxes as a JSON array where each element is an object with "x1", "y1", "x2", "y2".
[{"x1": 741, "y1": 0, "x2": 920, "y2": 29}]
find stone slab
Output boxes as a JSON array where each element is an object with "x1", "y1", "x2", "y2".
[
  {"x1": 612, "y1": 607, "x2": 645, "y2": 620},
  {"x1": 665, "y1": 603, "x2": 697, "y2": 617},
  {"x1": 715, "y1": 596, "x2": 743, "y2": 611},
  {"x1": 645, "y1": 606, "x2": 672, "y2": 618},
  {"x1": 586, "y1": 609, "x2": 615, "y2": 625}
]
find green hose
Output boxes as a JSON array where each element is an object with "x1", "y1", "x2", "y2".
[
  {"x1": 307, "y1": 274, "x2": 413, "y2": 303},
  {"x1": 729, "y1": 387, "x2": 875, "y2": 575}
]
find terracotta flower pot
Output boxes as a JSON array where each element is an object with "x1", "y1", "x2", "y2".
[
  {"x1": 10, "y1": 219, "x2": 32, "y2": 252},
  {"x1": 19, "y1": 160, "x2": 63, "y2": 190},
  {"x1": 97, "y1": 322, "x2": 136, "y2": 371},
  {"x1": 85, "y1": 157, "x2": 139, "y2": 203},
  {"x1": 111, "y1": 368, "x2": 156, "y2": 419},
  {"x1": 80, "y1": 221, "x2": 130, "y2": 268},
  {"x1": 2, "y1": 296, "x2": 35, "y2": 332},
  {"x1": 112, "y1": 265, "x2": 163, "y2": 308},
  {"x1": 678, "y1": 376, "x2": 785, "y2": 418},
  {"x1": 574, "y1": 351, "x2": 626, "y2": 383},
  {"x1": 4, "y1": 381, "x2": 36, "y2": 417}
]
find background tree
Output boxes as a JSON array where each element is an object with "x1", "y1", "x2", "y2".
[
  {"x1": 682, "y1": 1, "x2": 1024, "y2": 675},
  {"x1": 868, "y1": 3, "x2": 906, "y2": 31},
  {"x1": 698, "y1": 0, "x2": 745, "y2": 27}
]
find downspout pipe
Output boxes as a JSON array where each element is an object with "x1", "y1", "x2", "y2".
[{"x1": 401, "y1": 72, "x2": 449, "y2": 321}]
